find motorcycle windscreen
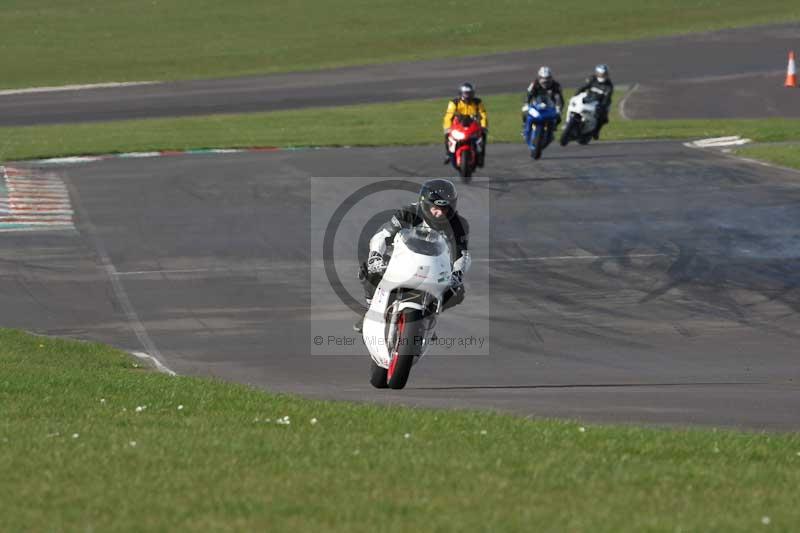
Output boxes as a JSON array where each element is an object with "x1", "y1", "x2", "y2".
[{"x1": 400, "y1": 228, "x2": 448, "y2": 257}]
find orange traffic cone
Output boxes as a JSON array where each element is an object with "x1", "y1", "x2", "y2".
[{"x1": 785, "y1": 51, "x2": 797, "y2": 87}]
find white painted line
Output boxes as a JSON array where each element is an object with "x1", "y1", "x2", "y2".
[
  {"x1": 7, "y1": 180, "x2": 68, "y2": 185},
  {"x1": 8, "y1": 192, "x2": 71, "y2": 197},
  {"x1": 0, "y1": 226, "x2": 75, "y2": 233},
  {"x1": 704, "y1": 139, "x2": 752, "y2": 147},
  {"x1": 699, "y1": 136, "x2": 741, "y2": 143},
  {"x1": 114, "y1": 253, "x2": 668, "y2": 278},
  {"x1": 0, "y1": 210, "x2": 73, "y2": 214},
  {"x1": 7, "y1": 177, "x2": 64, "y2": 182},
  {"x1": 692, "y1": 136, "x2": 742, "y2": 146},
  {"x1": 116, "y1": 266, "x2": 267, "y2": 276},
  {"x1": 6, "y1": 198, "x2": 70, "y2": 204},
  {"x1": 64, "y1": 177, "x2": 174, "y2": 379},
  {"x1": 117, "y1": 152, "x2": 162, "y2": 159},
  {"x1": 0, "y1": 207, "x2": 73, "y2": 212},
  {"x1": 0, "y1": 81, "x2": 160, "y2": 96},
  {"x1": 130, "y1": 351, "x2": 177, "y2": 376},
  {"x1": 35, "y1": 156, "x2": 105, "y2": 165},
  {"x1": 1, "y1": 201, "x2": 72, "y2": 207},
  {"x1": 8, "y1": 192, "x2": 70, "y2": 197},
  {"x1": 474, "y1": 253, "x2": 666, "y2": 263},
  {"x1": 0, "y1": 217, "x2": 72, "y2": 226},
  {"x1": 0, "y1": 205, "x2": 72, "y2": 210},
  {"x1": 7, "y1": 187, "x2": 69, "y2": 193},
  {"x1": 6, "y1": 188, "x2": 68, "y2": 193},
  {"x1": 618, "y1": 82, "x2": 639, "y2": 121},
  {"x1": 686, "y1": 136, "x2": 753, "y2": 149},
  {"x1": 0, "y1": 200, "x2": 63, "y2": 205},
  {"x1": 0, "y1": 213, "x2": 73, "y2": 218}
]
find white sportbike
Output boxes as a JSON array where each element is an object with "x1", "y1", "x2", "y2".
[
  {"x1": 363, "y1": 227, "x2": 455, "y2": 389},
  {"x1": 560, "y1": 90, "x2": 600, "y2": 146}
]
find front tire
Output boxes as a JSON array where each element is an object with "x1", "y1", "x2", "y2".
[
  {"x1": 560, "y1": 116, "x2": 578, "y2": 146},
  {"x1": 369, "y1": 360, "x2": 388, "y2": 389},
  {"x1": 459, "y1": 153, "x2": 472, "y2": 182},
  {"x1": 387, "y1": 309, "x2": 425, "y2": 390},
  {"x1": 533, "y1": 126, "x2": 545, "y2": 160}
]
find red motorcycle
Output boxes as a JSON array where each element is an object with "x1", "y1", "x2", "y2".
[{"x1": 446, "y1": 114, "x2": 483, "y2": 182}]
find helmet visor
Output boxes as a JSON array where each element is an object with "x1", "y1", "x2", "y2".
[{"x1": 595, "y1": 65, "x2": 608, "y2": 81}]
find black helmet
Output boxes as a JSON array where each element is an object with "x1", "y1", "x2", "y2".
[
  {"x1": 459, "y1": 82, "x2": 475, "y2": 101},
  {"x1": 418, "y1": 178, "x2": 457, "y2": 226}
]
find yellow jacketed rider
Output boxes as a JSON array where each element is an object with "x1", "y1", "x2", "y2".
[{"x1": 442, "y1": 82, "x2": 489, "y2": 167}]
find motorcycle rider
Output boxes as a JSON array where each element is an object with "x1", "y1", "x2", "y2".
[
  {"x1": 354, "y1": 179, "x2": 471, "y2": 333},
  {"x1": 522, "y1": 66, "x2": 564, "y2": 143},
  {"x1": 443, "y1": 82, "x2": 489, "y2": 167},
  {"x1": 576, "y1": 64, "x2": 614, "y2": 139},
  {"x1": 523, "y1": 66, "x2": 564, "y2": 126}
]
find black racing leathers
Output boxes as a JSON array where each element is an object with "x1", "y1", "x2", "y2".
[
  {"x1": 526, "y1": 79, "x2": 564, "y2": 112},
  {"x1": 576, "y1": 76, "x2": 614, "y2": 132},
  {"x1": 359, "y1": 203, "x2": 469, "y2": 310}
]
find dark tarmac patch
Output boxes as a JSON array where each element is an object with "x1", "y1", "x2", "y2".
[{"x1": 2, "y1": 141, "x2": 799, "y2": 429}]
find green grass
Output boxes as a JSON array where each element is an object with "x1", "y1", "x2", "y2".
[
  {"x1": 2, "y1": 92, "x2": 800, "y2": 162},
  {"x1": 1, "y1": 328, "x2": 799, "y2": 531},
  {"x1": 1, "y1": 1, "x2": 799, "y2": 88},
  {"x1": 736, "y1": 143, "x2": 800, "y2": 170}
]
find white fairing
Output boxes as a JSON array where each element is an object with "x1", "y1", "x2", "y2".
[
  {"x1": 567, "y1": 91, "x2": 599, "y2": 134},
  {"x1": 363, "y1": 228, "x2": 452, "y2": 368}
]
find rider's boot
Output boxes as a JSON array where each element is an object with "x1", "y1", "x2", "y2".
[{"x1": 593, "y1": 115, "x2": 607, "y2": 140}]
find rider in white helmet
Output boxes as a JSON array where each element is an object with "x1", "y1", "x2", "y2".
[
  {"x1": 576, "y1": 64, "x2": 614, "y2": 139},
  {"x1": 523, "y1": 66, "x2": 564, "y2": 131}
]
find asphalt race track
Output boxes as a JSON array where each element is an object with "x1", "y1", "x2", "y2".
[
  {"x1": 2, "y1": 142, "x2": 799, "y2": 429},
  {"x1": 1, "y1": 23, "x2": 798, "y2": 126}
]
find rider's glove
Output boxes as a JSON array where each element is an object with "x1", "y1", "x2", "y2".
[
  {"x1": 452, "y1": 251, "x2": 472, "y2": 274},
  {"x1": 367, "y1": 251, "x2": 386, "y2": 274},
  {"x1": 451, "y1": 270, "x2": 464, "y2": 287}
]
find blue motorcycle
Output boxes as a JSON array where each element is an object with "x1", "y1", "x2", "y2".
[{"x1": 522, "y1": 96, "x2": 559, "y2": 160}]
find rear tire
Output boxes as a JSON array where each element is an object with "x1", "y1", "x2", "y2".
[
  {"x1": 387, "y1": 309, "x2": 425, "y2": 390},
  {"x1": 369, "y1": 360, "x2": 388, "y2": 389}
]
